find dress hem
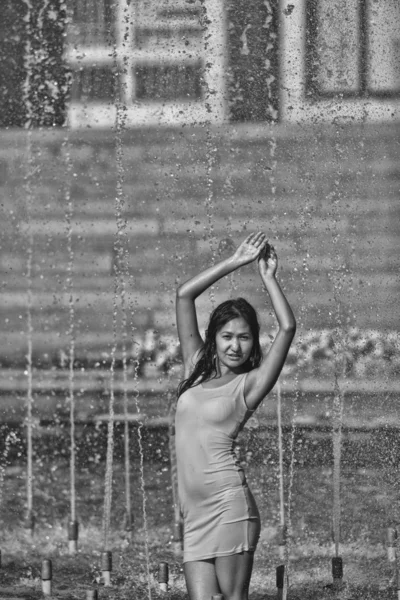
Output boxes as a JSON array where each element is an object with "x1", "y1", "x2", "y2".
[{"x1": 183, "y1": 545, "x2": 256, "y2": 563}]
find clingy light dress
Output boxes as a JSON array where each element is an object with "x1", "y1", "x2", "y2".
[{"x1": 175, "y1": 372, "x2": 261, "y2": 563}]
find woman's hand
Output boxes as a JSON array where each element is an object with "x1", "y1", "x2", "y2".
[
  {"x1": 232, "y1": 232, "x2": 268, "y2": 266},
  {"x1": 258, "y1": 243, "x2": 278, "y2": 279}
]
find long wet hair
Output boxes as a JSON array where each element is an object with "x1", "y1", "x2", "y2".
[{"x1": 177, "y1": 297, "x2": 262, "y2": 397}]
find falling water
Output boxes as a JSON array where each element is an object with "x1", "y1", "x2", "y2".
[
  {"x1": 24, "y1": 162, "x2": 34, "y2": 531},
  {"x1": 113, "y1": 4, "x2": 152, "y2": 590},
  {"x1": 113, "y1": 35, "x2": 133, "y2": 534},
  {"x1": 122, "y1": 342, "x2": 132, "y2": 535},
  {"x1": 332, "y1": 370, "x2": 344, "y2": 557},
  {"x1": 22, "y1": 0, "x2": 35, "y2": 532},
  {"x1": 102, "y1": 272, "x2": 118, "y2": 550},
  {"x1": 64, "y1": 142, "x2": 76, "y2": 525},
  {"x1": 59, "y1": 1, "x2": 77, "y2": 533},
  {"x1": 276, "y1": 380, "x2": 286, "y2": 558},
  {"x1": 259, "y1": 0, "x2": 290, "y2": 568},
  {"x1": 220, "y1": 175, "x2": 237, "y2": 297},
  {"x1": 204, "y1": 128, "x2": 218, "y2": 308},
  {"x1": 131, "y1": 343, "x2": 152, "y2": 600},
  {"x1": 113, "y1": 195, "x2": 154, "y2": 594},
  {"x1": 329, "y1": 129, "x2": 348, "y2": 559},
  {"x1": 198, "y1": 1, "x2": 218, "y2": 308},
  {"x1": 285, "y1": 149, "x2": 315, "y2": 568},
  {"x1": 0, "y1": 432, "x2": 18, "y2": 509},
  {"x1": 101, "y1": 0, "x2": 128, "y2": 552},
  {"x1": 117, "y1": 169, "x2": 134, "y2": 538},
  {"x1": 101, "y1": 152, "x2": 121, "y2": 552},
  {"x1": 262, "y1": 35, "x2": 285, "y2": 554}
]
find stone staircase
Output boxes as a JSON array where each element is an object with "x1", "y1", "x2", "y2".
[{"x1": 0, "y1": 122, "x2": 399, "y2": 370}]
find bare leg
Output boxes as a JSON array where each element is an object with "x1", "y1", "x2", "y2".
[
  {"x1": 215, "y1": 551, "x2": 254, "y2": 600},
  {"x1": 184, "y1": 559, "x2": 221, "y2": 600}
]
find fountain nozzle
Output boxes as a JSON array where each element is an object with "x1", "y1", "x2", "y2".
[
  {"x1": 158, "y1": 562, "x2": 169, "y2": 592},
  {"x1": 68, "y1": 520, "x2": 79, "y2": 554}
]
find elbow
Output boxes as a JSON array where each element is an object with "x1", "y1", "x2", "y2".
[
  {"x1": 176, "y1": 284, "x2": 191, "y2": 299},
  {"x1": 282, "y1": 320, "x2": 296, "y2": 337}
]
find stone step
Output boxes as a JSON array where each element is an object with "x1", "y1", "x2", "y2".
[{"x1": 0, "y1": 123, "x2": 398, "y2": 366}]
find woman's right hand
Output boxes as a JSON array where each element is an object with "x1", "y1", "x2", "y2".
[{"x1": 232, "y1": 232, "x2": 268, "y2": 266}]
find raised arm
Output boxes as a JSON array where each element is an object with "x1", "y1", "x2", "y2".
[
  {"x1": 244, "y1": 245, "x2": 296, "y2": 410},
  {"x1": 176, "y1": 232, "x2": 267, "y2": 373}
]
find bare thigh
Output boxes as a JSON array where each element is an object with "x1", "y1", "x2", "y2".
[
  {"x1": 184, "y1": 559, "x2": 220, "y2": 600},
  {"x1": 215, "y1": 551, "x2": 255, "y2": 600}
]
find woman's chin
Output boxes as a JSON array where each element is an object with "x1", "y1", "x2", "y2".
[{"x1": 221, "y1": 356, "x2": 248, "y2": 370}]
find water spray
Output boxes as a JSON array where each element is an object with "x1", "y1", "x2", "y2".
[
  {"x1": 124, "y1": 265, "x2": 153, "y2": 595},
  {"x1": 114, "y1": 5, "x2": 134, "y2": 538},
  {"x1": 220, "y1": 178, "x2": 237, "y2": 298},
  {"x1": 329, "y1": 125, "x2": 349, "y2": 590},
  {"x1": 276, "y1": 380, "x2": 287, "y2": 562},
  {"x1": 204, "y1": 126, "x2": 218, "y2": 309},
  {"x1": 101, "y1": 6, "x2": 128, "y2": 554},
  {"x1": 63, "y1": 126, "x2": 78, "y2": 554},
  {"x1": 198, "y1": 0, "x2": 218, "y2": 309},
  {"x1": 22, "y1": 0, "x2": 35, "y2": 535},
  {"x1": 130, "y1": 342, "x2": 153, "y2": 600},
  {"x1": 169, "y1": 422, "x2": 183, "y2": 555},
  {"x1": 23, "y1": 509, "x2": 35, "y2": 535}
]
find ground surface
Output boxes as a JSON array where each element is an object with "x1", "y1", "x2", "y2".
[{"x1": 1, "y1": 419, "x2": 400, "y2": 600}]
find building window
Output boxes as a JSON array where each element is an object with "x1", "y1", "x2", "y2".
[
  {"x1": 306, "y1": 0, "x2": 400, "y2": 98},
  {"x1": 71, "y1": 67, "x2": 116, "y2": 102},
  {"x1": 66, "y1": 0, "x2": 226, "y2": 126},
  {"x1": 135, "y1": 63, "x2": 203, "y2": 101},
  {"x1": 69, "y1": 0, "x2": 115, "y2": 46},
  {"x1": 367, "y1": 0, "x2": 400, "y2": 94}
]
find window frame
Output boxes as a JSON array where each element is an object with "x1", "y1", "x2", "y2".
[
  {"x1": 305, "y1": 0, "x2": 400, "y2": 100},
  {"x1": 66, "y1": 0, "x2": 227, "y2": 128}
]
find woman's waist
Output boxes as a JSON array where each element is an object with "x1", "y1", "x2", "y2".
[{"x1": 178, "y1": 463, "x2": 246, "y2": 496}]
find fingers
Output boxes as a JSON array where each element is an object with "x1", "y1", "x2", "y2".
[{"x1": 245, "y1": 231, "x2": 267, "y2": 246}]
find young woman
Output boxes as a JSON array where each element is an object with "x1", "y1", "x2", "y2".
[{"x1": 175, "y1": 231, "x2": 296, "y2": 600}]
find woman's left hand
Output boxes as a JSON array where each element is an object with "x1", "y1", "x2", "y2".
[{"x1": 258, "y1": 244, "x2": 278, "y2": 278}]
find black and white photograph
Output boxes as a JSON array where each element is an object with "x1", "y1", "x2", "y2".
[{"x1": 0, "y1": 1, "x2": 399, "y2": 598}]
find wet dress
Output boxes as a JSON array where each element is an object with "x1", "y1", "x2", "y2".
[{"x1": 175, "y1": 372, "x2": 261, "y2": 563}]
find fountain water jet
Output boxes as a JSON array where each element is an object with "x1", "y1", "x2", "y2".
[
  {"x1": 62, "y1": 127, "x2": 79, "y2": 553},
  {"x1": 21, "y1": 0, "x2": 36, "y2": 537},
  {"x1": 327, "y1": 126, "x2": 353, "y2": 588},
  {"x1": 220, "y1": 177, "x2": 237, "y2": 298},
  {"x1": 276, "y1": 380, "x2": 287, "y2": 561}
]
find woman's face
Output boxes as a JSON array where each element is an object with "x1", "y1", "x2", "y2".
[{"x1": 215, "y1": 317, "x2": 254, "y2": 371}]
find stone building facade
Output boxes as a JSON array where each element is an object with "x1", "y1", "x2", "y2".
[{"x1": 0, "y1": 0, "x2": 399, "y2": 127}]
